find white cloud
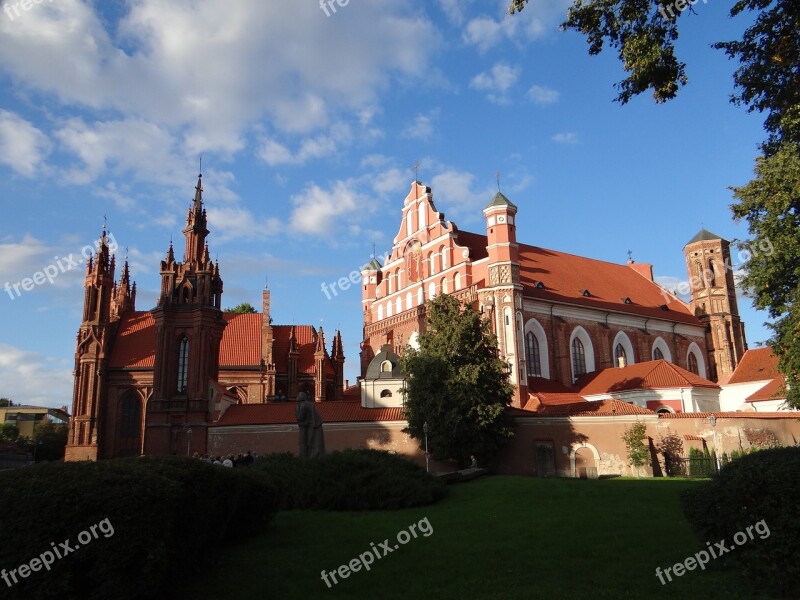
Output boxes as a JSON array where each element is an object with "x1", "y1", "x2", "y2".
[
  {"x1": 400, "y1": 110, "x2": 438, "y2": 141},
  {"x1": 462, "y1": 0, "x2": 573, "y2": 53},
  {"x1": 289, "y1": 180, "x2": 368, "y2": 236},
  {"x1": 437, "y1": 0, "x2": 471, "y2": 25},
  {"x1": 470, "y1": 62, "x2": 520, "y2": 104},
  {"x1": 0, "y1": 344, "x2": 73, "y2": 408},
  {"x1": 0, "y1": 110, "x2": 51, "y2": 177},
  {"x1": 527, "y1": 84, "x2": 560, "y2": 105},
  {"x1": 257, "y1": 123, "x2": 352, "y2": 167},
  {"x1": 552, "y1": 132, "x2": 579, "y2": 144},
  {"x1": 206, "y1": 206, "x2": 282, "y2": 242},
  {"x1": 0, "y1": 1, "x2": 437, "y2": 160}
]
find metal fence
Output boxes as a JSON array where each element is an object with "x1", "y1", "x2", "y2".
[{"x1": 665, "y1": 456, "x2": 718, "y2": 478}]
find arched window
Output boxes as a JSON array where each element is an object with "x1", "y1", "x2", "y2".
[
  {"x1": 614, "y1": 343, "x2": 627, "y2": 366},
  {"x1": 708, "y1": 259, "x2": 716, "y2": 287},
  {"x1": 454, "y1": 272, "x2": 462, "y2": 291},
  {"x1": 572, "y1": 338, "x2": 587, "y2": 380},
  {"x1": 525, "y1": 332, "x2": 541, "y2": 377},
  {"x1": 428, "y1": 252, "x2": 436, "y2": 275},
  {"x1": 380, "y1": 389, "x2": 393, "y2": 398},
  {"x1": 387, "y1": 301, "x2": 392, "y2": 317},
  {"x1": 651, "y1": 337, "x2": 672, "y2": 362},
  {"x1": 418, "y1": 203, "x2": 427, "y2": 230},
  {"x1": 441, "y1": 247, "x2": 449, "y2": 270},
  {"x1": 417, "y1": 287, "x2": 424, "y2": 305},
  {"x1": 119, "y1": 392, "x2": 141, "y2": 439},
  {"x1": 177, "y1": 337, "x2": 189, "y2": 393},
  {"x1": 380, "y1": 360, "x2": 392, "y2": 373},
  {"x1": 396, "y1": 297, "x2": 402, "y2": 314},
  {"x1": 687, "y1": 352, "x2": 699, "y2": 375},
  {"x1": 428, "y1": 282, "x2": 436, "y2": 300},
  {"x1": 442, "y1": 278, "x2": 448, "y2": 294},
  {"x1": 406, "y1": 292, "x2": 413, "y2": 310},
  {"x1": 378, "y1": 305, "x2": 384, "y2": 320}
]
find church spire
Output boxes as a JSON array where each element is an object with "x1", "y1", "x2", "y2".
[{"x1": 183, "y1": 173, "x2": 209, "y2": 264}]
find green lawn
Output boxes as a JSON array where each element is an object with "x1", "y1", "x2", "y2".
[{"x1": 177, "y1": 476, "x2": 768, "y2": 599}]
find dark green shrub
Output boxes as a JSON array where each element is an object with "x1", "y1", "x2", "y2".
[
  {"x1": 0, "y1": 457, "x2": 277, "y2": 600},
  {"x1": 682, "y1": 446, "x2": 800, "y2": 597},
  {"x1": 252, "y1": 449, "x2": 447, "y2": 510}
]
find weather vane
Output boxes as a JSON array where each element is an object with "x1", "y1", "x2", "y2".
[
  {"x1": 496, "y1": 171, "x2": 501, "y2": 192},
  {"x1": 627, "y1": 249, "x2": 633, "y2": 262}
]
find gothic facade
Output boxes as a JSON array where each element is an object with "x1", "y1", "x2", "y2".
[
  {"x1": 359, "y1": 181, "x2": 747, "y2": 407},
  {"x1": 65, "y1": 175, "x2": 344, "y2": 460}
]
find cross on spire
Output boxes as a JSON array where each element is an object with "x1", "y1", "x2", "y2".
[
  {"x1": 412, "y1": 160, "x2": 421, "y2": 182},
  {"x1": 496, "y1": 171, "x2": 501, "y2": 192},
  {"x1": 627, "y1": 249, "x2": 633, "y2": 262}
]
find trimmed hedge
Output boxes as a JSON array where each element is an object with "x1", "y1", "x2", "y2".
[
  {"x1": 252, "y1": 449, "x2": 448, "y2": 510},
  {"x1": 681, "y1": 446, "x2": 800, "y2": 597},
  {"x1": 0, "y1": 457, "x2": 278, "y2": 600}
]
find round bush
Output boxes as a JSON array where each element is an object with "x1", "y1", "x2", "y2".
[
  {"x1": 252, "y1": 449, "x2": 448, "y2": 510},
  {"x1": 0, "y1": 457, "x2": 278, "y2": 600},
  {"x1": 681, "y1": 446, "x2": 800, "y2": 597}
]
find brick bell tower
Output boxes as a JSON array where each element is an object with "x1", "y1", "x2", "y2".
[
  {"x1": 65, "y1": 228, "x2": 118, "y2": 461},
  {"x1": 482, "y1": 190, "x2": 527, "y2": 407},
  {"x1": 148, "y1": 174, "x2": 226, "y2": 456},
  {"x1": 683, "y1": 229, "x2": 747, "y2": 383}
]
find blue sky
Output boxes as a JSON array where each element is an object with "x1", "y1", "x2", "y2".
[{"x1": 0, "y1": 0, "x2": 772, "y2": 407}]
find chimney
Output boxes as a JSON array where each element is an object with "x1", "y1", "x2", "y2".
[{"x1": 344, "y1": 379, "x2": 349, "y2": 389}]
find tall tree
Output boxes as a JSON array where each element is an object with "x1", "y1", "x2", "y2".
[
  {"x1": 401, "y1": 294, "x2": 515, "y2": 466},
  {"x1": 731, "y1": 144, "x2": 800, "y2": 407}
]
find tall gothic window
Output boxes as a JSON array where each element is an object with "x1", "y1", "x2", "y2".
[
  {"x1": 572, "y1": 338, "x2": 587, "y2": 380},
  {"x1": 687, "y1": 352, "x2": 699, "y2": 375},
  {"x1": 525, "y1": 332, "x2": 542, "y2": 377},
  {"x1": 614, "y1": 343, "x2": 628, "y2": 366},
  {"x1": 653, "y1": 347, "x2": 664, "y2": 360},
  {"x1": 119, "y1": 392, "x2": 141, "y2": 438},
  {"x1": 708, "y1": 259, "x2": 716, "y2": 287},
  {"x1": 177, "y1": 337, "x2": 189, "y2": 393}
]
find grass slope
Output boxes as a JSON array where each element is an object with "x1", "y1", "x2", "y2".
[{"x1": 178, "y1": 476, "x2": 769, "y2": 599}]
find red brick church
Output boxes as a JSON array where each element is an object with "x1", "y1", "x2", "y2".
[
  {"x1": 65, "y1": 175, "x2": 344, "y2": 460},
  {"x1": 359, "y1": 181, "x2": 748, "y2": 407}
]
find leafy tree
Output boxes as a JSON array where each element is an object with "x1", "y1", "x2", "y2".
[
  {"x1": 31, "y1": 418, "x2": 69, "y2": 462},
  {"x1": 224, "y1": 302, "x2": 257, "y2": 314},
  {"x1": 622, "y1": 421, "x2": 648, "y2": 477},
  {"x1": 401, "y1": 294, "x2": 515, "y2": 467},
  {"x1": 731, "y1": 144, "x2": 800, "y2": 407},
  {"x1": 0, "y1": 423, "x2": 19, "y2": 442},
  {"x1": 508, "y1": 0, "x2": 800, "y2": 150},
  {"x1": 0, "y1": 398, "x2": 11, "y2": 407}
]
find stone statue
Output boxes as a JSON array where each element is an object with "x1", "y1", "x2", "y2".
[{"x1": 295, "y1": 391, "x2": 325, "y2": 457}]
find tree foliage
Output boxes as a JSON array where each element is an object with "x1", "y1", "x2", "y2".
[
  {"x1": 731, "y1": 143, "x2": 800, "y2": 407},
  {"x1": 622, "y1": 421, "x2": 648, "y2": 476},
  {"x1": 0, "y1": 398, "x2": 11, "y2": 407},
  {"x1": 224, "y1": 302, "x2": 257, "y2": 314},
  {"x1": 401, "y1": 294, "x2": 515, "y2": 466}
]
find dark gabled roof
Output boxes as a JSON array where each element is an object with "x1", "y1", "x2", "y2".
[
  {"x1": 686, "y1": 228, "x2": 727, "y2": 245},
  {"x1": 363, "y1": 257, "x2": 383, "y2": 271},
  {"x1": 365, "y1": 344, "x2": 404, "y2": 380},
  {"x1": 484, "y1": 191, "x2": 517, "y2": 211}
]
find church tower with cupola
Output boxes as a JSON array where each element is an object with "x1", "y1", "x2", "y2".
[
  {"x1": 683, "y1": 229, "x2": 747, "y2": 383},
  {"x1": 482, "y1": 191, "x2": 526, "y2": 406},
  {"x1": 148, "y1": 174, "x2": 227, "y2": 455}
]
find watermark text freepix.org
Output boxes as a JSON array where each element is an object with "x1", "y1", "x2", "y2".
[
  {"x1": 3, "y1": 0, "x2": 56, "y2": 22},
  {"x1": 655, "y1": 519, "x2": 770, "y2": 585},
  {"x1": 321, "y1": 517, "x2": 432, "y2": 588},
  {"x1": 1, "y1": 517, "x2": 115, "y2": 588},
  {"x1": 320, "y1": 251, "x2": 389, "y2": 300},
  {"x1": 658, "y1": 0, "x2": 710, "y2": 21},
  {"x1": 3, "y1": 232, "x2": 118, "y2": 301}
]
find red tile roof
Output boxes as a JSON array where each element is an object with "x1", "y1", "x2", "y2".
[
  {"x1": 214, "y1": 401, "x2": 405, "y2": 426},
  {"x1": 220, "y1": 313, "x2": 261, "y2": 366},
  {"x1": 108, "y1": 312, "x2": 156, "y2": 368},
  {"x1": 513, "y1": 398, "x2": 655, "y2": 417},
  {"x1": 526, "y1": 377, "x2": 586, "y2": 408},
  {"x1": 683, "y1": 434, "x2": 704, "y2": 441},
  {"x1": 745, "y1": 377, "x2": 787, "y2": 403},
  {"x1": 727, "y1": 347, "x2": 781, "y2": 384},
  {"x1": 659, "y1": 411, "x2": 798, "y2": 419},
  {"x1": 458, "y1": 229, "x2": 701, "y2": 325},
  {"x1": 579, "y1": 360, "x2": 718, "y2": 395},
  {"x1": 108, "y1": 311, "x2": 333, "y2": 374}
]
